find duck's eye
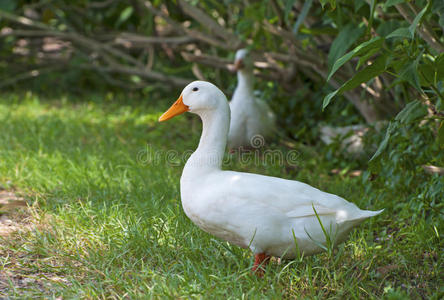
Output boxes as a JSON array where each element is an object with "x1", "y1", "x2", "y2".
[{"x1": 192, "y1": 87, "x2": 199, "y2": 92}]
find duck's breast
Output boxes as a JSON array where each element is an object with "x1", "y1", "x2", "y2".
[{"x1": 180, "y1": 175, "x2": 254, "y2": 248}]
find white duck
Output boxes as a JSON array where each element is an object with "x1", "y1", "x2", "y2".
[
  {"x1": 159, "y1": 81, "x2": 382, "y2": 273},
  {"x1": 228, "y1": 49, "x2": 276, "y2": 149}
]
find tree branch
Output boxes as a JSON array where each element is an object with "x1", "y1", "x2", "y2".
[
  {"x1": 0, "y1": 11, "x2": 193, "y2": 88},
  {"x1": 176, "y1": 0, "x2": 242, "y2": 47},
  {"x1": 395, "y1": 3, "x2": 444, "y2": 53},
  {"x1": 143, "y1": 1, "x2": 233, "y2": 49},
  {"x1": 0, "y1": 65, "x2": 65, "y2": 88},
  {"x1": 422, "y1": 165, "x2": 444, "y2": 175},
  {"x1": 115, "y1": 32, "x2": 195, "y2": 48}
]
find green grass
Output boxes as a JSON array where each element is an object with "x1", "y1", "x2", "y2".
[{"x1": 0, "y1": 92, "x2": 442, "y2": 299}]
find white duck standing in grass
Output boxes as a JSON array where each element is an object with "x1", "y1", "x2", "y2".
[
  {"x1": 159, "y1": 81, "x2": 382, "y2": 274},
  {"x1": 228, "y1": 49, "x2": 276, "y2": 149}
]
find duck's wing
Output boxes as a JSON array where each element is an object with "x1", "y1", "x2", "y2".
[
  {"x1": 228, "y1": 108, "x2": 248, "y2": 148},
  {"x1": 216, "y1": 171, "x2": 359, "y2": 218},
  {"x1": 255, "y1": 98, "x2": 276, "y2": 122},
  {"x1": 248, "y1": 98, "x2": 276, "y2": 137}
]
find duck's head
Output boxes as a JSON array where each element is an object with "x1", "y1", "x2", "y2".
[
  {"x1": 232, "y1": 48, "x2": 253, "y2": 71},
  {"x1": 159, "y1": 81, "x2": 228, "y2": 122}
]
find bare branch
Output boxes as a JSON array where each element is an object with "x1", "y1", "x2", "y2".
[
  {"x1": 0, "y1": 10, "x2": 193, "y2": 88},
  {"x1": 0, "y1": 12, "x2": 143, "y2": 67},
  {"x1": 191, "y1": 63, "x2": 206, "y2": 81},
  {"x1": 97, "y1": 63, "x2": 191, "y2": 87},
  {"x1": 0, "y1": 65, "x2": 65, "y2": 89},
  {"x1": 262, "y1": 21, "x2": 326, "y2": 68},
  {"x1": 143, "y1": 1, "x2": 233, "y2": 49},
  {"x1": 269, "y1": 0, "x2": 285, "y2": 27},
  {"x1": 422, "y1": 165, "x2": 444, "y2": 176},
  {"x1": 177, "y1": 0, "x2": 242, "y2": 47},
  {"x1": 181, "y1": 51, "x2": 232, "y2": 70},
  {"x1": 264, "y1": 52, "x2": 382, "y2": 123},
  {"x1": 115, "y1": 33, "x2": 195, "y2": 48},
  {"x1": 0, "y1": 10, "x2": 51, "y2": 31},
  {"x1": 395, "y1": 3, "x2": 444, "y2": 53}
]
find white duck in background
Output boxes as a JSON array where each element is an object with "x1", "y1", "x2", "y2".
[
  {"x1": 228, "y1": 49, "x2": 276, "y2": 149},
  {"x1": 159, "y1": 81, "x2": 382, "y2": 273}
]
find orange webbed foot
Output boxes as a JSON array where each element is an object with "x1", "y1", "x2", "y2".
[{"x1": 252, "y1": 253, "x2": 271, "y2": 276}]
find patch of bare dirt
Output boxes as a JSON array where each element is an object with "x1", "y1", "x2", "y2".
[
  {"x1": 0, "y1": 190, "x2": 30, "y2": 238},
  {"x1": 0, "y1": 190, "x2": 70, "y2": 297},
  {"x1": 0, "y1": 269, "x2": 69, "y2": 298},
  {"x1": 0, "y1": 190, "x2": 27, "y2": 209}
]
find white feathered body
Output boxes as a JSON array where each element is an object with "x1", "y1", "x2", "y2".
[
  {"x1": 228, "y1": 72, "x2": 276, "y2": 148},
  {"x1": 163, "y1": 80, "x2": 382, "y2": 261},
  {"x1": 181, "y1": 166, "x2": 381, "y2": 258}
]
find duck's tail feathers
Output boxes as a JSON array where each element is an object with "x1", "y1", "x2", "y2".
[{"x1": 348, "y1": 209, "x2": 384, "y2": 222}]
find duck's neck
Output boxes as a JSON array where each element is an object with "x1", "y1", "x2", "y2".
[
  {"x1": 185, "y1": 105, "x2": 230, "y2": 173},
  {"x1": 233, "y1": 70, "x2": 254, "y2": 102}
]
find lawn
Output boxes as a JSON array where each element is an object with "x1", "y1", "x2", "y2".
[{"x1": 0, "y1": 92, "x2": 442, "y2": 299}]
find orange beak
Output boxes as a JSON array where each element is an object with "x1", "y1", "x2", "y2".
[
  {"x1": 233, "y1": 59, "x2": 244, "y2": 71},
  {"x1": 158, "y1": 95, "x2": 189, "y2": 122}
]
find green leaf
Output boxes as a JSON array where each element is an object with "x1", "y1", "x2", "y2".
[
  {"x1": 435, "y1": 53, "x2": 444, "y2": 81},
  {"x1": 418, "y1": 62, "x2": 435, "y2": 86},
  {"x1": 386, "y1": 27, "x2": 411, "y2": 39},
  {"x1": 236, "y1": 19, "x2": 253, "y2": 36},
  {"x1": 319, "y1": 0, "x2": 336, "y2": 10},
  {"x1": 292, "y1": 0, "x2": 313, "y2": 35},
  {"x1": 356, "y1": 47, "x2": 380, "y2": 70},
  {"x1": 322, "y1": 90, "x2": 339, "y2": 110},
  {"x1": 323, "y1": 54, "x2": 388, "y2": 109},
  {"x1": 394, "y1": 100, "x2": 427, "y2": 124},
  {"x1": 398, "y1": 52, "x2": 422, "y2": 91},
  {"x1": 327, "y1": 37, "x2": 382, "y2": 81},
  {"x1": 367, "y1": 0, "x2": 376, "y2": 31},
  {"x1": 130, "y1": 75, "x2": 142, "y2": 84},
  {"x1": 354, "y1": 0, "x2": 366, "y2": 12},
  {"x1": 300, "y1": 25, "x2": 337, "y2": 35},
  {"x1": 328, "y1": 23, "x2": 365, "y2": 69},
  {"x1": 384, "y1": 0, "x2": 405, "y2": 8},
  {"x1": 341, "y1": 54, "x2": 389, "y2": 92},
  {"x1": 408, "y1": 2, "x2": 430, "y2": 38},
  {"x1": 117, "y1": 6, "x2": 134, "y2": 26},
  {"x1": 376, "y1": 20, "x2": 403, "y2": 37},
  {"x1": 370, "y1": 122, "x2": 396, "y2": 161},
  {"x1": 382, "y1": 8, "x2": 429, "y2": 41}
]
